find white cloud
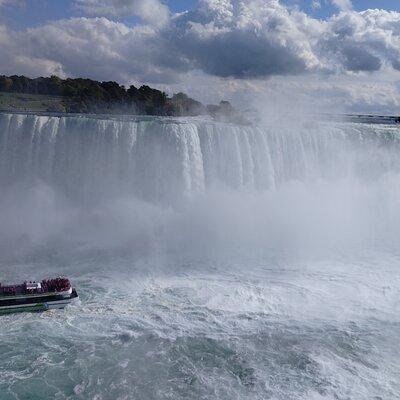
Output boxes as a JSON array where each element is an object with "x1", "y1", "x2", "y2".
[
  {"x1": 168, "y1": 0, "x2": 324, "y2": 77},
  {"x1": 74, "y1": 0, "x2": 170, "y2": 27},
  {"x1": 324, "y1": 10, "x2": 400, "y2": 72},
  {"x1": 15, "y1": 17, "x2": 181, "y2": 82},
  {"x1": 165, "y1": 1, "x2": 400, "y2": 78},
  {"x1": 3, "y1": 1, "x2": 400, "y2": 79},
  {"x1": 312, "y1": 0, "x2": 321, "y2": 11},
  {"x1": 0, "y1": 0, "x2": 23, "y2": 8},
  {"x1": 331, "y1": 0, "x2": 353, "y2": 12}
]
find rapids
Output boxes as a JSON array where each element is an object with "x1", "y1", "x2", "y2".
[{"x1": 0, "y1": 113, "x2": 399, "y2": 399}]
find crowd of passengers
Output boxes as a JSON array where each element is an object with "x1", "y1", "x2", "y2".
[
  {"x1": 0, "y1": 278, "x2": 71, "y2": 295},
  {"x1": 41, "y1": 278, "x2": 71, "y2": 293}
]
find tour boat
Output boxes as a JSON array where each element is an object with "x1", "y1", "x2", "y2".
[{"x1": 0, "y1": 278, "x2": 78, "y2": 314}]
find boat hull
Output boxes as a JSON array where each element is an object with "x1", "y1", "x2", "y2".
[{"x1": 0, "y1": 289, "x2": 79, "y2": 315}]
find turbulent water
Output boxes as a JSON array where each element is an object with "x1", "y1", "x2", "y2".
[{"x1": 0, "y1": 113, "x2": 400, "y2": 399}]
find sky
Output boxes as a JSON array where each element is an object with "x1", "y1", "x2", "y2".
[{"x1": 0, "y1": 0, "x2": 400, "y2": 114}]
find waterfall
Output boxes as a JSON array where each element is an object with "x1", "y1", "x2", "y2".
[{"x1": 1, "y1": 113, "x2": 400, "y2": 204}]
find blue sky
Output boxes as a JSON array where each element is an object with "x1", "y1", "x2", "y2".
[{"x1": 2, "y1": 0, "x2": 400, "y2": 30}]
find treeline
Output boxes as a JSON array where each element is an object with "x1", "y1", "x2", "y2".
[{"x1": 0, "y1": 75, "x2": 244, "y2": 121}]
